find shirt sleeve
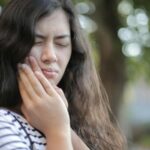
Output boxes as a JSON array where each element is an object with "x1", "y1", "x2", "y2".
[{"x1": 0, "y1": 112, "x2": 30, "y2": 150}]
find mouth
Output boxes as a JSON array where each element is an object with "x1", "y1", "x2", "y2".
[{"x1": 41, "y1": 68, "x2": 58, "y2": 79}]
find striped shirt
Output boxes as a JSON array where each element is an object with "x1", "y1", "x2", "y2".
[{"x1": 0, "y1": 108, "x2": 46, "y2": 150}]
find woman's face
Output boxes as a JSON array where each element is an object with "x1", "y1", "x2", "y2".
[{"x1": 29, "y1": 9, "x2": 72, "y2": 85}]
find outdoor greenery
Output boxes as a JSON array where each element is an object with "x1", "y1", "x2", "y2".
[
  {"x1": 0, "y1": 0, "x2": 150, "y2": 149},
  {"x1": 1, "y1": 0, "x2": 150, "y2": 114}
]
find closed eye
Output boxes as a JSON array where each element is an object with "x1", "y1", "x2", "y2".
[
  {"x1": 34, "y1": 40, "x2": 44, "y2": 46},
  {"x1": 55, "y1": 42, "x2": 70, "y2": 47},
  {"x1": 55, "y1": 34, "x2": 71, "y2": 47},
  {"x1": 34, "y1": 33, "x2": 46, "y2": 45}
]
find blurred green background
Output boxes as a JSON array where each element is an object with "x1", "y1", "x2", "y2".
[{"x1": 1, "y1": 0, "x2": 150, "y2": 149}]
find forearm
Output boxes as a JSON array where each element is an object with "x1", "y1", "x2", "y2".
[
  {"x1": 46, "y1": 129, "x2": 73, "y2": 150},
  {"x1": 71, "y1": 129, "x2": 90, "y2": 150}
]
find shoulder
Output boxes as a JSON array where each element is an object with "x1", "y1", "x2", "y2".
[
  {"x1": 0, "y1": 107, "x2": 30, "y2": 136},
  {"x1": 0, "y1": 107, "x2": 29, "y2": 126},
  {"x1": 0, "y1": 108, "x2": 17, "y2": 129},
  {"x1": 0, "y1": 108, "x2": 30, "y2": 150},
  {"x1": 0, "y1": 108, "x2": 23, "y2": 130},
  {"x1": 0, "y1": 108, "x2": 47, "y2": 149}
]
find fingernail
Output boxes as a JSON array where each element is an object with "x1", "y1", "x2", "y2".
[
  {"x1": 21, "y1": 64, "x2": 27, "y2": 69},
  {"x1": 18, "y1": 64, "x2": 27, "y2": 69}
]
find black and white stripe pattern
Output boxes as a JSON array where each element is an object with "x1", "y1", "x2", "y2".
[{"x1": 0, "y1": 108, "x2": 46, "y2": 150}]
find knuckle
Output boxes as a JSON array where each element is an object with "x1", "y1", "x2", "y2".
[{"x1": 26, "y1": 99, "x2": 42, "y2": 111}]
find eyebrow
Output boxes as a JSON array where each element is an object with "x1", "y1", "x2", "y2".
[
  {"x1": 55, "y1": 34, "x2": 70, "y2": 39},
  {"x1": 35, "y1": 33, "x2": 70, "y2": 40},
  {"x1": 35, "y1": 34, "x2": 47, "y2": 40}
]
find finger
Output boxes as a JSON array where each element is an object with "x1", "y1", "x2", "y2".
[
  {"x1": 54, "y1": 87, "x2": 68, "y2": 108},
  {"x1": 29, "y1": 56, "x2": 42, "y2": 73},
  {"x1": 18, "y1": 66, "x2": 43, "y2": 99},
  {"x1": 18, "y1": 78, "x2": 32, "y2": 107},
  {"x1": 19, "y1": 64, "x2": 46, "y2": 97},
  {"x1": 35, "y1": 71, "x2": 56, "y2": 96}
]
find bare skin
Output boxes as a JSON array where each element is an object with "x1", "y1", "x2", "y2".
[
  {"x1": 18, "y1": 62, "x2": 72, "y2": 149},
  {"x1": 18, "y1": 56, "x2": 90, "y2": 150}
]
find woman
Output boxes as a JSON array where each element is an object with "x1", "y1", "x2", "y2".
[{"x1": 0, "y1": 0, "x2": 125, "y2": 149}]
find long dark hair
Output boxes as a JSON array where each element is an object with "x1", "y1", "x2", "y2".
[{"x1": 0, "y1": 0, "x2": 125, "y2": 149}]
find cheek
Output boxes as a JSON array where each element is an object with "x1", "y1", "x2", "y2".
[
  {"x1": 60, "y1": 49, "x2": 72, "y2": 69},
  {"x1": 29, "y1": 46, "x2": 41, "y2": 59}
]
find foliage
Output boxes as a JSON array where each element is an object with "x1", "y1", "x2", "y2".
[
  {"x1": 0, "y1": 0, "x2": 9, "y2": 6},
  {"x1": 117, "y1": 0, "x2": 150, "y2": 83}
]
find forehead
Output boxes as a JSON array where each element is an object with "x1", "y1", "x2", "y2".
[{"x1": 35, "y1": 9, "x2": 70, "y2": 35}]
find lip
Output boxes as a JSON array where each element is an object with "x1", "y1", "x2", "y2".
[{"x1": 41, "y1": 68, "x2": 58, "y2": 79}]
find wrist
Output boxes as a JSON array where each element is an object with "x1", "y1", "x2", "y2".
[
  {"x1": 45, "y1": 125, "x2": 71, "y2": 139},
  {"x1": 71, "y1": 129, "x2": 90, "y2": 150},
  {"x1": 46, "y1": 127, "x2": 73, "y2": 150}
]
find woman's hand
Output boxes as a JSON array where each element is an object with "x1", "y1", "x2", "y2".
[
  {"x1": 27, "y1": 56, "x2": 69, "y2": 108},
  {"x1": 18, "y1": 56, "x2": 90, "y2": 150},
  {"x1": 18, "y1": 56, "x2": 70, "y2": 137}
]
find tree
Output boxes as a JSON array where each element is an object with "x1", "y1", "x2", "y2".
[
  {"x1": 91, "y1": 0, "x2": 126, "y2": 116},
  {"x1": 0, "y1": 0, "x2": 8, "y2": 6}
]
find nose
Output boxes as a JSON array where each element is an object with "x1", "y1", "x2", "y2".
[{"x1": 41, "y1": 44, "x2": 57, "y2": 64}]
